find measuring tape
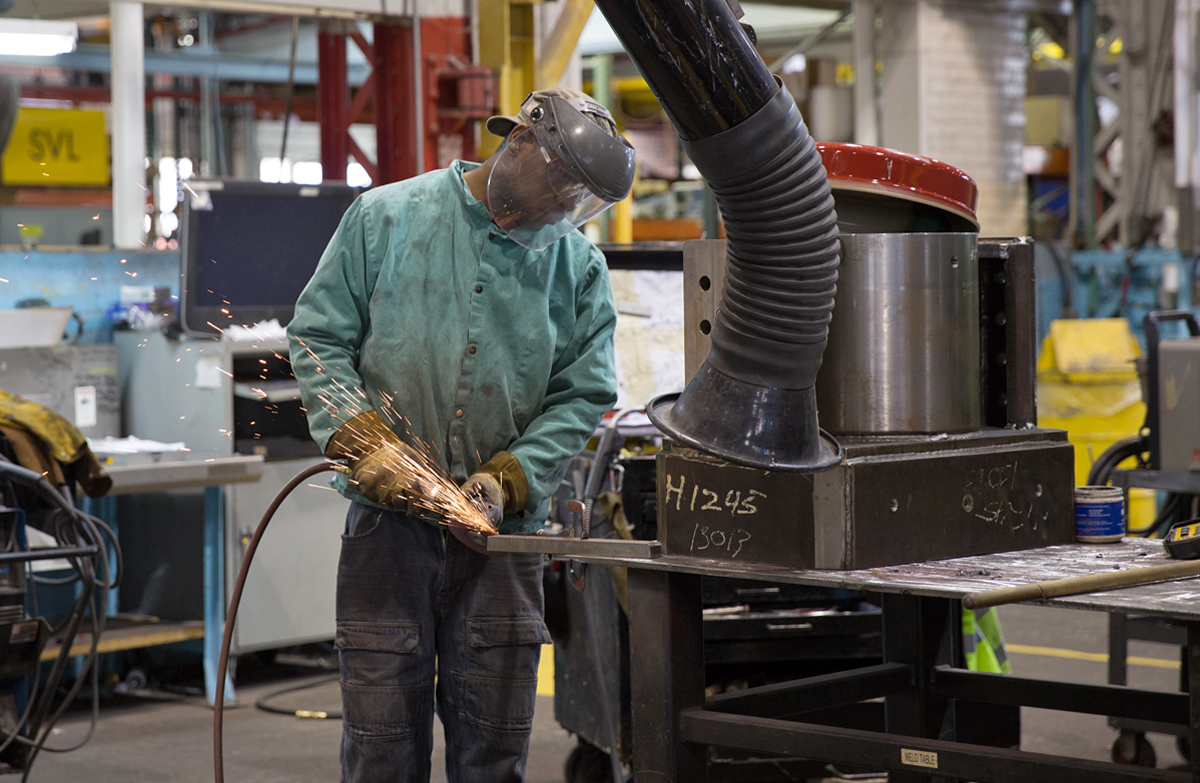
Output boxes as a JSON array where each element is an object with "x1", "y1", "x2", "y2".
[{"x1": 1164, "y1": 518, "x2": 1200, "y2": 560}]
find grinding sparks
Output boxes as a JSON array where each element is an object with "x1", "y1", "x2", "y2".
[
  {"x1": 343, "y1": 429, "x2": 496, "y2": 536},
  {"x1": 300, "y1": 341, "x2": 495, "y2": 536}
]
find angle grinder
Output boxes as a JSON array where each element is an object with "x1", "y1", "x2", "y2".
[{"x1": 453, "y1": 491, "x2": 504, "y2": 556}]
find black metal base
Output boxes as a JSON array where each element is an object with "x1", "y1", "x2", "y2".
[
  {"x1": 627, "y1": 570, "x2": 1200, "y2": 783},
  {"x1": 647, "y1": 360, "x2": 841, "y2": 472}
]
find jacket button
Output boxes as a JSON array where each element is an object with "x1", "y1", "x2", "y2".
[
  {"x1": 468, "y1": 346, "x2": 476, "y2": 355},
  {"x1": 475, "y1": 284, "x2": 483, "y2": 293},
  {"x1": 488, "y1": 232, "x2": 495, "y2": 240},
  {"x1": 455, "y1": 409, "x2": 464, "y2": 418}
]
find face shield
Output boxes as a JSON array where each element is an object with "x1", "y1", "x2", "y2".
[{"x1": 488, "y1": 96, "x2": 636, "y2": 251}]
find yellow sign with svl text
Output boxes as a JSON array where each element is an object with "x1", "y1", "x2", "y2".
[{"x1": 2, "y1": 107, "x2": 109, "y2": 186}]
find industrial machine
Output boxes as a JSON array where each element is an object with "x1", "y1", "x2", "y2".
[
  {"x1": 657, "y1": 222, "x2": 1077, "y2": 570},
  {"x1": 0, "y1": 458, "x2": 118, "y2": 776}
]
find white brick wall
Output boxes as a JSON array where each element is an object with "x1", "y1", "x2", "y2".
[{"x1": 880, "y1": 0, "x2": 1027, "y2": 236}]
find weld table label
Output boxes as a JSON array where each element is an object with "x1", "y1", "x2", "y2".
[{"x1": 901, "y1": 749, "x2": 938, "y2": 769}]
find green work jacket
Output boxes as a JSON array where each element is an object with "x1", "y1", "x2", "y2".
[{"x1": 287, "y1": 160, "x2": 618, "y2": 534}]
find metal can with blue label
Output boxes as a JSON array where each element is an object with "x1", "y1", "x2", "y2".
[{"x1": 1075, "y1": 486, "x2": 1125, "y2": 543}]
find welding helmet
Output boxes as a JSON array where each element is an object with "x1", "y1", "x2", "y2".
[{"x1": 486, "y1": 92, "x2": 636, "y2": 251}]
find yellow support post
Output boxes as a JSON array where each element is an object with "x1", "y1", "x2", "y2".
[
  {"x1": 477, "y1": 0, "x2": 537, "y2": 158},
  {"x1": 613, "y1": 195, "x2": 633, "y2": 242},
  {"x1": 536, "y1": 0, "x2": 594, "y2": 89}
]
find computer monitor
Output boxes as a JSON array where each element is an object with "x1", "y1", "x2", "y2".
[{"x1": 179, "y1": 180, "x2": 361, "y2": 337}]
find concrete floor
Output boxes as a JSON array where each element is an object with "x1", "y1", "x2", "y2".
[{"x1": 30, "y1": 603, "x2": 1191, "y2": 782}]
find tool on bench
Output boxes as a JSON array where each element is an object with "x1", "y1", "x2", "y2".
[{"x1": 1164, "y1": 518, "x2": 1200, "y2": 561}]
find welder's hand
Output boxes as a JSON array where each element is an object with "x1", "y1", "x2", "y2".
[
  {"x1": 352, "y1": 443, "x2": 428, "y2": 510},
  {"x1": 462, "y1": 451, "x2": 530, "y2": 526},
  {"x1": 326, "y1": 411, "x2": 426, "y2": 512}
]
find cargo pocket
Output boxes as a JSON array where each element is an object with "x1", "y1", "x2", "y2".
[
  {"x1": 459, "y1": 617, "x2": 551, "y2": 732},
  {"x1": 337, "y1": 622, "x2": 431, "y2": 740}
]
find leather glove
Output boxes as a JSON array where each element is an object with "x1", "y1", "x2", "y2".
[
  {"x1": 462, "y1": 451, "x2": 529, "y2": 528},
  {"x1": 327, "y1": 411, "x2": 426, "y2": 512}
]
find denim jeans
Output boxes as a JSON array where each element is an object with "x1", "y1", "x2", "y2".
[{"x1": 337, "y1": 502, "x2": 550, "y2": 783}]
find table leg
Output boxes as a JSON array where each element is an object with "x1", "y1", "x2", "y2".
[
  {"x1": 203, "y1": 486, "x2": 234, "y2": 705},
  {"x1": 882, "y1": 594, "x2": 957, "y2": 783},
  {"x1": 80, "y1": 495, "x2": 120, "y2": 617},
  {"x1": 1188, "y1": 621, "x2": 1200, "y2": 783},
  {"x1": 1108, "y1": 613, "x2": 1128, "y2": 687},
  {"x1": 628, "y1": 568, "x2": 706, "y2": 782}
]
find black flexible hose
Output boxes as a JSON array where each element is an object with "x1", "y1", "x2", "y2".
[
  {"x1": 255, "y1": 673, "x2": 341, "y2": 719},
  {"x1": 1086, "y1": 435, "x2": 1147, "y2": 486},
  {"x1": 596, "y1": 0, "x2": 841, "y2": 470},
  {"x1": 685, "y1": 87, "x2": 838, "y2": 390},
  {"x1": 214, "y1": 462, "x2": 337, "y2": 783}
]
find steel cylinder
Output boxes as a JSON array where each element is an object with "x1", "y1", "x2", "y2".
[{"x1": 816, "y1": 233, "x2": 981, "y2": 434}]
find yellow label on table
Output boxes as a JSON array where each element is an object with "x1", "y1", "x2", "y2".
[{"x1": 2, "y1": 107, "x2": 109, "y2": 186}]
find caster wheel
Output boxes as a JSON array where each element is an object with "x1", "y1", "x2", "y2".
[
  {"x1": 1177, "y1": 734, "x2": 1191, "y2": 762},
  {"x1": 1112, "y1": 731, "x2": 1157, "y2": 768},
  {"x1": 564, "y1": 740, "x2": 611, "y2": 783},
  {"x1": 124, "y1": 667, "x2": 148, "y2": 691}
]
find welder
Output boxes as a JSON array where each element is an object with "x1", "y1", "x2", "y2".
[{"x1": 286, "y1": 88, "x2": 636, "y2": 783}]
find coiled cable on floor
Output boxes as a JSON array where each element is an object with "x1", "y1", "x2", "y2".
[
  {"x1": 254, "y1": 673, "x2": 342, "y2": 720},
  {"x1": 214, "y1": 462, "x2": 338, "y2": 783}
]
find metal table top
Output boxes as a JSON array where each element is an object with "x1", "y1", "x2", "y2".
[
  {"x1": 103, "y1": 454, "x2": 265, "y2": 495},
  {"x1": 566, "y1": 537, "x2": 1200, "y2": 621}
]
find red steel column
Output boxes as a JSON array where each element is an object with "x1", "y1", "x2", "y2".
[
  {"x1": 374, "y1": 21, "x2": 417, "y2": 184},
  {"x1": 317, "y1": 24, "x2": 349, "y2": 182}
]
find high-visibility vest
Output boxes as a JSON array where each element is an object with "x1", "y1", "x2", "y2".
[{"x1": 962, "y1": 607, "x2": 1011, "y2": 673}]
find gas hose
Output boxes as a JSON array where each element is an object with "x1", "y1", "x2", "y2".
[{"x1": 213, "y1": 461, "x2": 338, "y2": 783}]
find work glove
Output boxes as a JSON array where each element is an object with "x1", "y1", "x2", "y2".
[
  {"x1": 462, "y1": 451, "x2": 529, "y2": 529},
  {"x1": 326, "y1": 411, "x2": 427, "y2": 512}
]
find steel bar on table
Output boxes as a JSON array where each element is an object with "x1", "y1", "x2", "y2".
[
  {"x1": 680, "y1": 710, "x2": 1188, "y2": 783},
  {"x1": 932, "y1": 667, "x2": 1188, "y2": 725},
  {"x1": 486, "y1": 535, "x2": 661, "y2": 559},
  {"x1": 962, "y1": 559, "x2": 1200, "y2": 610},
  {"x1": 706, "y1": 663, "x2": 914, "y2": 719}
]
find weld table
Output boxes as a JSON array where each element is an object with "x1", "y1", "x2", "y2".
[
  {"x1": 567, "y1": 537, "x2": 1200, "y2": 783},
  {"x1": 82, "y1": 455, "x2": 264, "y2": 706}
]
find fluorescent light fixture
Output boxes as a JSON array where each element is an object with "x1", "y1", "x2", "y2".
[{"x1": 0, "y1": 19, "x2": 78, "y2": 57}]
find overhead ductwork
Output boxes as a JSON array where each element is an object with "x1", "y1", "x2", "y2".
[{"x1": 593, "y1": 0, "x2": 841, "y2": 471}]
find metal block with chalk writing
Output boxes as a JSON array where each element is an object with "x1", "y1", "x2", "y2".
[{"x1": 657, "y1": 428, "x2": 1075, "y2": 570}]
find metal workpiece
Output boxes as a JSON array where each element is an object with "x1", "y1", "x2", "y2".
[
  {"x1": 485, "y1": 535, "x2": 661, "y2": 560},
  {"x1": 656, "y1": 429, "x2": 1076, "y2": 571},
  {"x1": 816, "y1": 233, "x2": 981, "y2": 435}
]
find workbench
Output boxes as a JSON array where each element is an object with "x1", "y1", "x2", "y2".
[
  {"x1": 77, "y1": 455, "x2": 264, "y2": 705},
  {"x1": 569, "y1": 537, "x2": 1200, "y2": 783}
]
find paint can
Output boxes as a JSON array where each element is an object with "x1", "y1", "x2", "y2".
[{"x1": 1075, "y1": 486, "x2": 1125, "y2": 543}]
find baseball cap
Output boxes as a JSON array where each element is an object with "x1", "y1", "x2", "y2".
[{"x1": 485, "y1": 87, "x2": 619, "y2": 139}]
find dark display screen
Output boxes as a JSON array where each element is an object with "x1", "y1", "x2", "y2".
[
  {"x1": 181, "y1": 182, "x2": 359, "y2": 335},
  {"x1": 192, "y1": 192, "x2": 352, "y2": 306}
]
